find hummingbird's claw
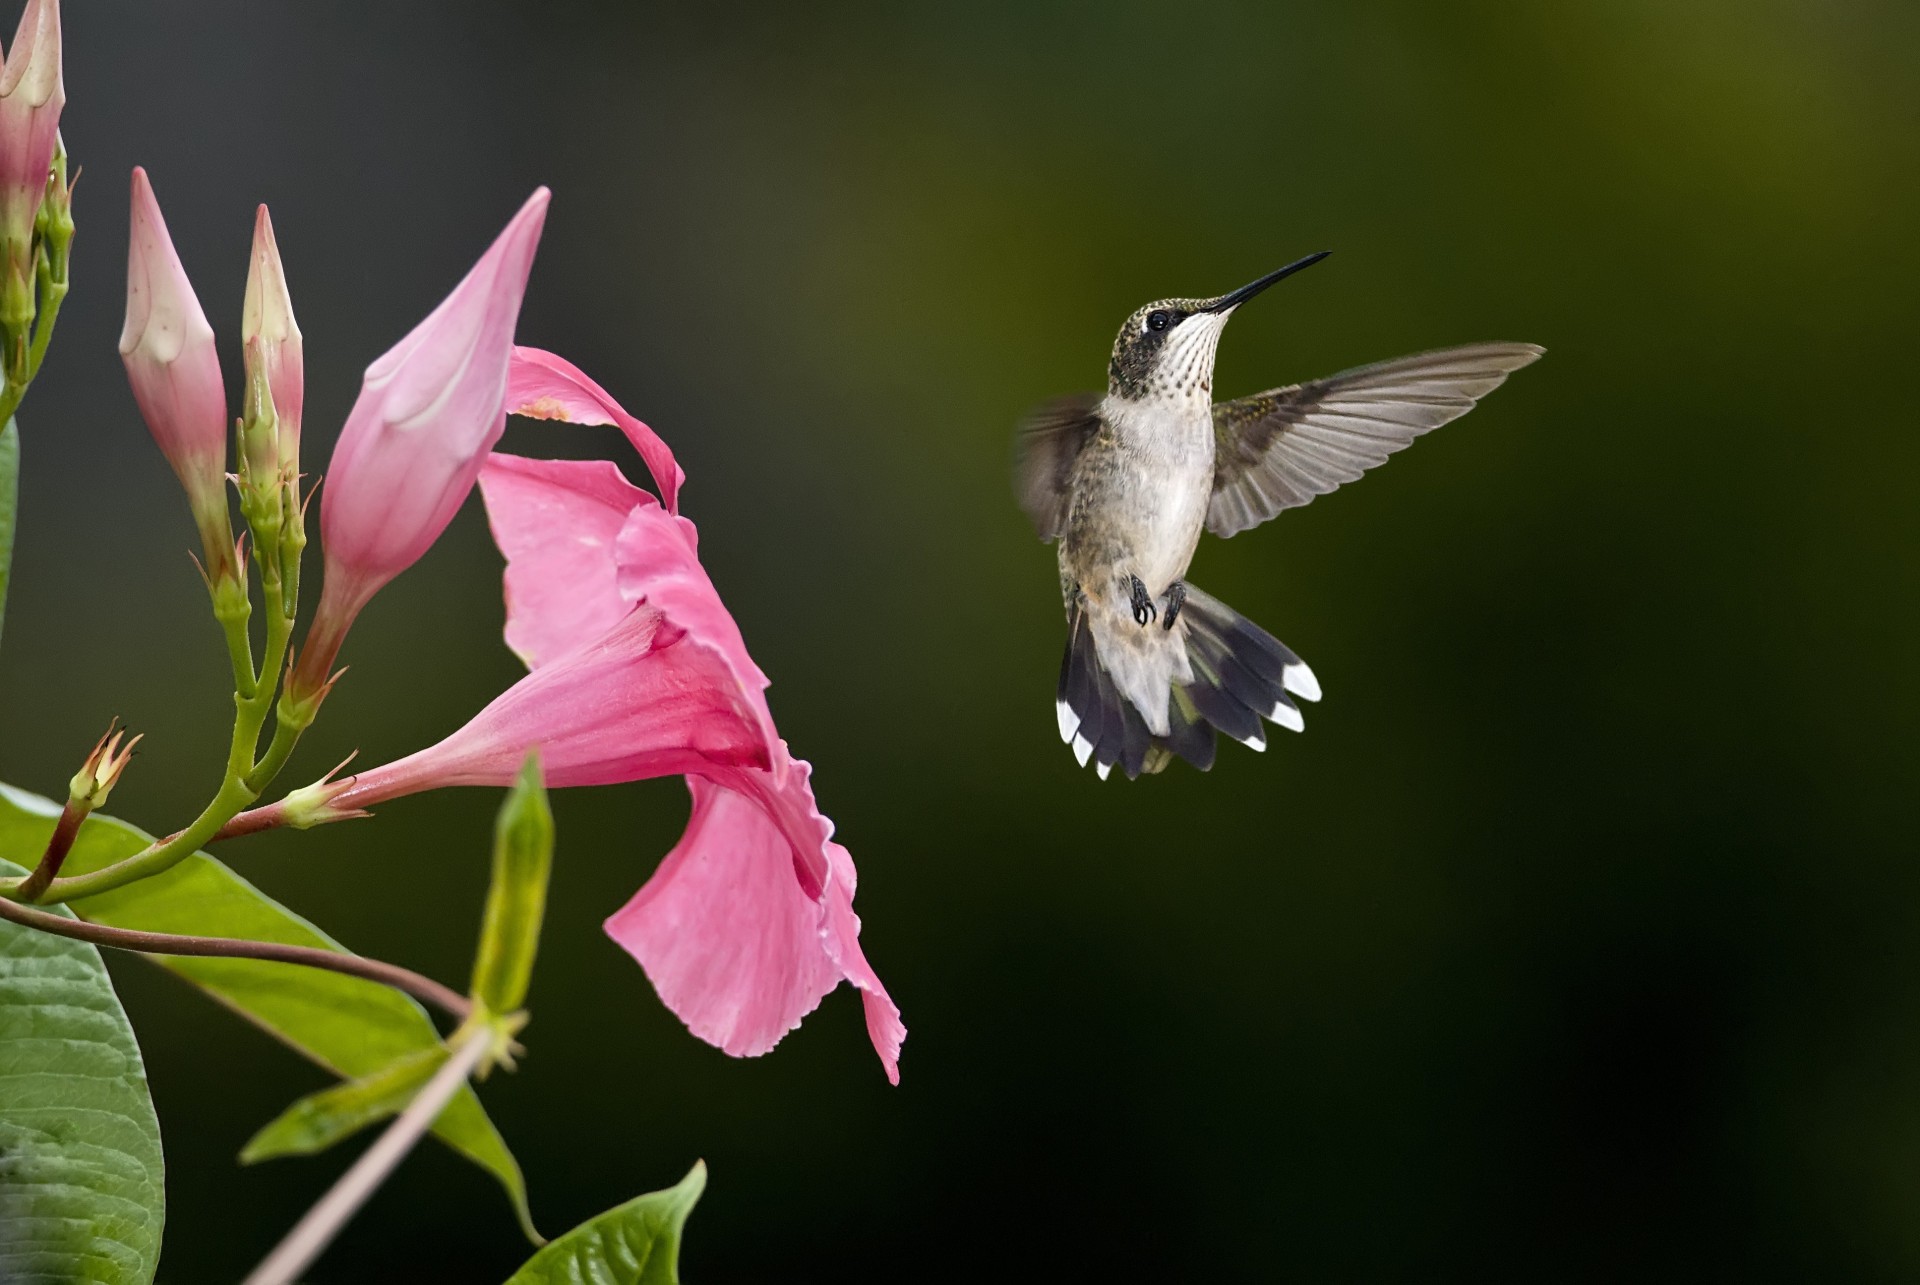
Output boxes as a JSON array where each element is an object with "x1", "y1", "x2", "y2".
[
  {"x1": 1163, "y1": 581, "x2": 1186, "y2": 631},
  {"x1": 1128, "y1": 575, "x2": 1157, "y2": 627}
]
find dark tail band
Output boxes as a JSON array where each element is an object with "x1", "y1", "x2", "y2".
[{"x1": 1056, "y1": 585, "x2": 1320, "y2": 779}]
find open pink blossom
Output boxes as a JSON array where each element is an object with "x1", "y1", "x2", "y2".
[
  {"x1": 0, "y1": 0, "x2": 61, "y2": 254},
  {"x1": 259, "y1": 348, "x2": 903, "y2": 1081},
  {"x1": 121, "y1": 167, "x2": 229, "y2": 559},
  {"x1": 298, "y1": 188, "x2": 549, "y2": 694}
]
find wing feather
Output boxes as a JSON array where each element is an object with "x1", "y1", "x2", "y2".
[
  {"x1": 1013, "y1": 393, "x2": 1102, "y2": 542},
  {"x1": 1208, "y1": 342, "x2": 1544, "y2": 537}
]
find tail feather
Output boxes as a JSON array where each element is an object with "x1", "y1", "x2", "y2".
[{"x1": 1055, "y1": 585, "x2": 1319, "y2": 778}]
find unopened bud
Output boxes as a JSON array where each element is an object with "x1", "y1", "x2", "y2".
[
  {"x1": 0, "y1": 0, "x2": 63, "y2": 258},
  {"x1": 121, "y1": 167, "x2": 233, "y2": 570},
  {"x1": 67, "y1": 720, "x2": 139, "y2": 812},
  {"x1": 35, "y1": 133, "x2": 71, "y2": 278},
  {"x1": 468, "y1": 750, "x2": 553, "y2": 1018},
  {"x1": 238, "y1": 342, "x2": 283, "y2": 534},
  {"x1": 241, "y1": 204, "x2": 301, "y2": 476}
]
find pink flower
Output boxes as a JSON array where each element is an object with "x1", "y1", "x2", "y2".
[
  {"x1": 273, "y1": 349, "x2": 904, "y2": 1081},
  {"x1": 120, "y1": 167, "x2": 230, "y2": 560},
  {"x1": 242, "y1": 204, "x2": 303, "y2": 470},
  {"x1": 296, "y1": 189, "x2": 549, "y2": 695},
  {"x1": 0, "y1": 0, "x2": 61, "y2": 256}
]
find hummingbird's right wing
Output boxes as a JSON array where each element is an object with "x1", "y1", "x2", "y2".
[
  {"x1": 1208, "y1": 342, "x2": 1543, "y2": 537},
  {"x1": 1013, "y1": 392, "x2": 1102, "y2": 541}
]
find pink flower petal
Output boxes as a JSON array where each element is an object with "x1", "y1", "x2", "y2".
[
  {"x1": 819, "y1": 838, "x2": 906, "y2": 1084},
  {"x1": 605, "y1": 775, "x2": 902, "y2": 1084},
  {"x1": 507, "y1": 346, "x2": 685, "y2": 514},
  {"x1": 614, "y1": 502, "x2": 781, "y2": 783},
  {"x1": 478, "y1": 453, "x2": 652, "y2": 669}
]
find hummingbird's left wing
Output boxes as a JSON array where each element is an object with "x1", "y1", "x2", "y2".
[
  {"x1": 1013, "y1": 392, "x2": 1102, "y2": 541},
  {"x1": 1208, "y1": 342, "x2": 1543, "y2": 537}
]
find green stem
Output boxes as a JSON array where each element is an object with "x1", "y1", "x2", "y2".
[
  {"x1": 219, "y1": 591, "x2": 259, "y2": 701},
  {"x1": 14, "y1": 771, "x2": 257, "y2": 903},
  {"x1": 24, "y1": 274, "x2": 63, "y2": 385},
  {"x1": 0, "y1": 893, "x2": 471, "y2": 1021},
  {"x1": 0, "y1": 418, "x2": 16, "y2": 656}
]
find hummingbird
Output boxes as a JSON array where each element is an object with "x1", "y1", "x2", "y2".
[{"x1": 1014, "y1": 252, "x2": 1543, "y2": 779}]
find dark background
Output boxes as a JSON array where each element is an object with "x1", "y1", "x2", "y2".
[{"x1": 1, "y1": 1, "x2": 1914, "y2": 1280}]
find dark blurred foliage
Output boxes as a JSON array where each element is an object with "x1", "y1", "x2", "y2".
[{"x1": 0, "y1": 0, "x2": 1915, "y2": 1280}]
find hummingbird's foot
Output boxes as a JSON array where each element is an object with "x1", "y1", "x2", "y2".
[
  {"x1": 1162, "y1": 581, "x2": 1186, "y2": 631},
  {"x1": 1128, "y1": 575, "x2": 1157, "y2": 627}
]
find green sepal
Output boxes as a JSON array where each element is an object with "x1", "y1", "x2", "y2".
[
  {"x1": 470, "y1": 750, "x2": 553, "y2": 1016},
  {"x1": 0, "y1": 858, "x2": 166, "y2": 1284},
  {"x1": 505, "y1": 1163, "x2": 706, "y2": 1285},
  {"x1": 0, "y1": 782, "x2": 541, "y2": 1243},
  {"x1": 240, "y1": 1043, "x2": 449, "y2": 1164},
  {"x1": 0, "y1": 416, "x2": 17, "y2": 653}
]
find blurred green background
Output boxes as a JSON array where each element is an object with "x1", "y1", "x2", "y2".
[{"x1": 1, "y1": 0, "x2": 1914, "y2": 1279}]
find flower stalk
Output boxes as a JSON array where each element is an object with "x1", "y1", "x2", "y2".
[{"x1": 0, "y1": 890, "x2": 471, "y2": 1020}]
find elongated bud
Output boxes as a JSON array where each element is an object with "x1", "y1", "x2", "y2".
[
  {"x1": 238, "y1": 339, "x2": 283, "y2": 535},
  {"x1": 293, "y1": 188, "x2": 548, "y2": 699},
  {"x1": 0, "y1": 0, "x2": 62, "y2": 265},
  {"x1": 469, "y1": 750, "x2": 553, "y2": 1018},
  {"x1": 121, "y1": 167, "x2": 233, "y2": 574},
  {"x1": 242, "y1": 204, "x2": 301, "y2": 473}
]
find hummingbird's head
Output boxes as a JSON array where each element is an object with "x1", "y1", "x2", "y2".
[{"x1": 1106, "y1": 251, "x2": 1330, "y2": 403}]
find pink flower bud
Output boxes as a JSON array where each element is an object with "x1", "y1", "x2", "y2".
[
  {"x1": 242, "y1": 204, "x2": 302, "y2": 468},
  {"x1": 120, "y1": 167, "x2": 230, "y2": 555},
  {"x1": 0, "y1": 0, "x2": 61, "y2": 256},
  {"x1": 297, "y1": 188, "x2": 548, "y2": 690}
]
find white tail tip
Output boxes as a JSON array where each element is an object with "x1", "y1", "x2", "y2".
[{"x1": 1283, "y1": 661, "x2": 1321, "y2": 703}]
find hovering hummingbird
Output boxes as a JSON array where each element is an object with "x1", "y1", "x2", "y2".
[{"x1": 1015, "y1": 252, "x2": 1542, "y2": 779}]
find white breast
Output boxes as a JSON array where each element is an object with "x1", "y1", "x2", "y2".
[{"x1": 1102, "y1": 396, "x2": 1214, "y2": 593}]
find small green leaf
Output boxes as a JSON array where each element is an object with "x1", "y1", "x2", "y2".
[
  {"x1": 471, "y1": 750, "x2": 553, "y2": 1015},
  {"x1": 506, "y1": 1163, "x2": 706, "y2": 1285},
  {"x1": 0, "y1": 857, "x2": 165, "y2": 1285},
  {"x1": 240, "y1": 1044, "x2": 449, "y2": 1164},
  {"x1": 0, "y1": 417, "x2": 18, "y2": 653},
  {"x1": 0, "y1": 782, "x2": 540, "y2": 1243}
]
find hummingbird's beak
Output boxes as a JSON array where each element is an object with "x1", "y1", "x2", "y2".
[{"x1": 1202, "y1": 251, "x2": 1332, "y2": 314}]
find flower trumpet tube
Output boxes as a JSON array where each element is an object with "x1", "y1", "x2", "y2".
[
  {"x1": 292, "y1": 188, "x2": 549, "y2": 703},
  {"x1": 241, "y1": 349, "x2": 904, "y2": 1081},
  {"x1": 120, "y1": 166, "x2": 234, "y2": 577}
]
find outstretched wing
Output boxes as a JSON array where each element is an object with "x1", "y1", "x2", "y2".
[
  {"x1": 1208, "y1": 342, "x2": 1544, "y2": 538},
  {"x1": 1013, "y1": 393, "x2": 1102, "y2": 541}
]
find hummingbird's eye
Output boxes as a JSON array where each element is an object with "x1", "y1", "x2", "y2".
[{"x1": 1146, "y1": 310, "x2": 1172, "y2": 333}]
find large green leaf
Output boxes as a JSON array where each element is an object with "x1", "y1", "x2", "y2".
[
  {"x1": 506, "y1": 1163, "x2": 705, "y2": 1285},
  {"x1": 0, "y1": 857, "x2": 165, "y2": 1284},
  {"x1": 0, "y1": 783, "x2": 538, "y2": 1242},
  {"x1": 0, "y1": 417, "x2": 17, "y2": 653}
]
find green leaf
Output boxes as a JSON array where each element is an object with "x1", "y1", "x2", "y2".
[
  {"x1": 471, "y1": 750, "x2": 553, "y2": 1015},
  {"x1": 240, "y1": 1044, "x2": 449, "y2": 1164},
  {"x1": 0, "y1": 782, "x2": 540, "y2": 1243},
  {"x1": 0, "y1": 857, "x2": 165, "y2": 1284},
  {"x1": 0, "y1": 417, "x2": 18, "y2": 653},
  {"x1": 506, "y1": 1163, "x2": 706, "y2": 1285}
]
